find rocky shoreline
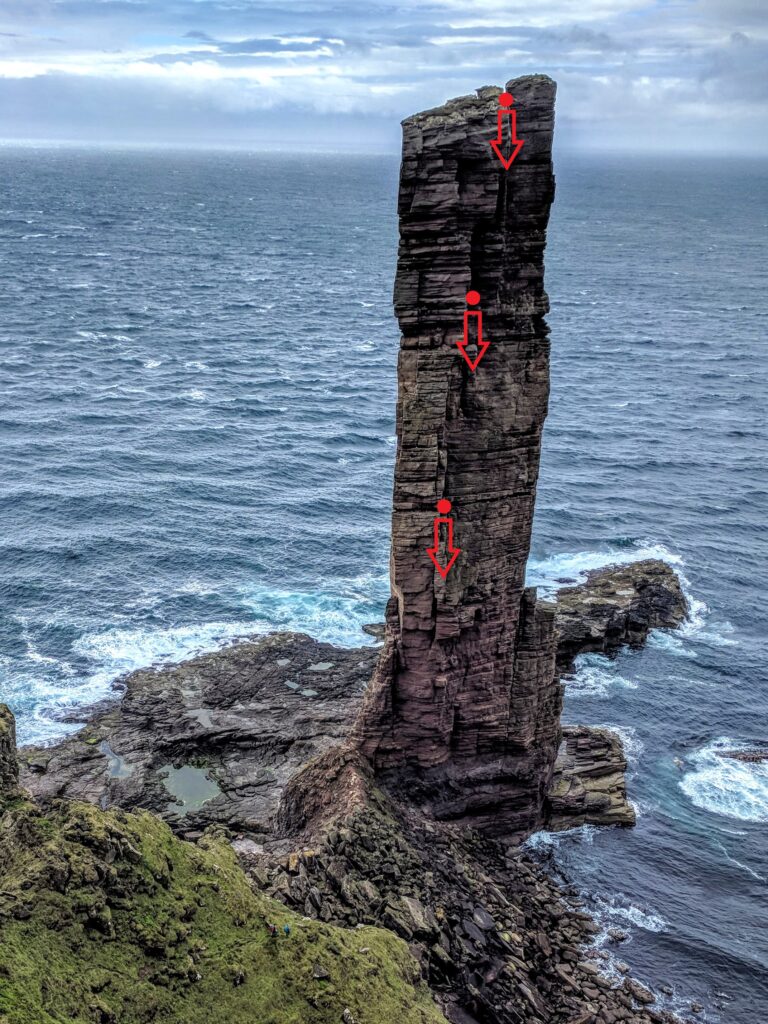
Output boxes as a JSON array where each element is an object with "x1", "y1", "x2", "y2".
[
  {"x1": 19, "y1": 558, "x2": 685, "y2": 843},
  {"x1": 265, "y1": 785, "x2": 686, "y2": 1024},
  {"x1": 6, "y1": 557, "x2": 694, "y2": 1022}
]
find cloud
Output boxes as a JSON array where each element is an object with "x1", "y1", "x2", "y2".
[{"x1": 0, "y1": 0, "x2": 765, "y2": 152}]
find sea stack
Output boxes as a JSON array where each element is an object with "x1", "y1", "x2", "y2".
[{"x1": 354, "y1": 76, "x2": 562, "y2": 840}]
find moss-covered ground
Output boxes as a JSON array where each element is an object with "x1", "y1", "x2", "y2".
[{"x1": 0, "y1": 796, "x2": 446, "y2": 1024}]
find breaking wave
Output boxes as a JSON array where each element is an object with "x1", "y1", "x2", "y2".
[
  {"x1": 566, "y1": 652, "x2": 638, "y2": 698},
  {"x1": 680, "y1": 738, "x2": 768, "y2": 823}
]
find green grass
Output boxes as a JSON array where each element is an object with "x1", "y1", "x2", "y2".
[{"x1": 0, "y1": 798, "x2": 446, "y2": 1024}]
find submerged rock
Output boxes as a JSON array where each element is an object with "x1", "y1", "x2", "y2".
[{"x1": 718, "y1": 749, "x2": 768, "y2": 763}]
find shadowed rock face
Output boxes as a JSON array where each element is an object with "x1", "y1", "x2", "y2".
[
  {"x1": 353, "y1": 76, "x2": 561, "y2": 840},
  {"x1": 0, "y1": 704, "x2": 19, "y2": 795}
]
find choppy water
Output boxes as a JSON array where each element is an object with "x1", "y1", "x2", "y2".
[{"x1": 1, "y1": 147, "x2": 766, "y2": 1021}]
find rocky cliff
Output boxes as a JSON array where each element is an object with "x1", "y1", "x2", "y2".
[
  {"x1": 0, "y1": 702, "x2": 19, "y2": 795},
  {"x1": 353, "y1": 76, "x2": 562, "y2": 840}
]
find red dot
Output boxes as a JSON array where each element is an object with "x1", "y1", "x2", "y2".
[
  {"x1": 436, "y1": 498, "x2": 452, "y2": 514},
  {"x1": 499, "y1": 91, "x2": 514, "y2": 107},
  {"x1": 466, "y1": 290, "x2": 480, "y2": 306}
]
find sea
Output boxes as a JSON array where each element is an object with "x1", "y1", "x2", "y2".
[{"x1": 0, "y1": 145, "x2": 766, "y2": 1022}]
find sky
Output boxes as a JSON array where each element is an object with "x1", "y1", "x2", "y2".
[{"x1": 0, "y1": 0, "x2": 766, "y2": 154}]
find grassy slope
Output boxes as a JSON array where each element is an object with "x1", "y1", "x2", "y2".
[{"x1": 0, "y1": 797, "x2": 445, "y2": 1024}]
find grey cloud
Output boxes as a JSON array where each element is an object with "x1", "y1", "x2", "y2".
[
  {"x1": 0, "y1": 0, "x2": 766, "y2": 153},
  {"x1": 698, "y1": 32, "x2": 768, "y2": 101}
]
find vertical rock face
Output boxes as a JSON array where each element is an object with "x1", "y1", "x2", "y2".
[
  {"x1": 0, "y1": 704, "x2": 19, "y2": 796},
  {"x1": 354, "y1": 76, "x2": 562, "y2": 840}
]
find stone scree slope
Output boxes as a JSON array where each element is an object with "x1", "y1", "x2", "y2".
[{"x1": 353, "y1": 76, "x2": 562, "y2": 841}]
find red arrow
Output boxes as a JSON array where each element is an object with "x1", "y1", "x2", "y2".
[
  {"x1": 489, "y1": 91, "x2": 524, "y2": 170},
  {"x1": 457, "y1": 291, "x2": 490, "y2": 371},
  {"x1": 427, "y1": 500, "x2": 461, "y2": 578}
]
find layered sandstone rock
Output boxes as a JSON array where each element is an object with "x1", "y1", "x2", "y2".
[
  {"x1": 546, "y1": 726, "x2": 636, "y2": 830},
  {"x1": 0, "y1": 703, "x2": 19, "y2": 796},
  {"x1": 353, "y1": 77, "x2": 562, "y2": 840}
]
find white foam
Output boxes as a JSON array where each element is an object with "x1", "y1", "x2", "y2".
[
  {"x1": 680, "y1": 737, "x2": 768, "y2": 822},
  {"x1": 593, "y1": 894, "x2": 667, "y2": 933},
  {"x1": 526, "y1": 542, "x2": 683, "y2": 599},
  {"x1": 598, "y1": 723, "x2": 644, "y2": 766},
  {"x1": 238, "y1": 574, "x2": 388, "y2": 648},
  {"x1": 713, "y1": 839, "x2": 766, "y2": 882},
  {"x1": 73, "y1": 619, "x2": 263, "y2": 687},
  {"x1": 177, "y1": 579, "x2": 219, "y2": 596},
  {"x1": 524, "y1": 823, "x2": 600, "y2": 852},
  {"x1": 646, "y1": 629, "x2": 698, "y2": 658},
  {"x1": 679, "y1": 596, "x2": 736, "y2": 648},
  {"x1": 181, "y1": 388, "x2": 206, "y2": 401},
  {"x1": 567, "y1": 652, "x2": 638, "y2": 698}
]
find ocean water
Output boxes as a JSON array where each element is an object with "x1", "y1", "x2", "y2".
[{"x1": 1, "y1": 147, "x2": 766, "y2": 1021}]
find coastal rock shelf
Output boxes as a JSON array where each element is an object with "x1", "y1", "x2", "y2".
[
  {"x1": 554, "y1": 559, "x2": 688, "y2": 670},
  {"x1": 21, "y1": 634, "x2": 378, "y2": 836}
]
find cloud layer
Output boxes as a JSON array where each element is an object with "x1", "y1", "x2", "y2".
[{"x1": 1, "y1": 0, "x2": 766, "y2": 152}]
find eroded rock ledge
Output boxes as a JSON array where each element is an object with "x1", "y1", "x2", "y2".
[{"x1": 555, "y1": 559, "x2": 688, "y2": 671}]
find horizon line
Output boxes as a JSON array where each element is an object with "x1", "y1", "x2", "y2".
[{"x1": 1, "y1": 136, "x2": 767, "y2": 160}]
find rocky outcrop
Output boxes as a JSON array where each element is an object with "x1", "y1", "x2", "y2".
[
  {"x1": 546, "y1": 726, "x2": 636, "y2": 830},
  {"x1": 555, "y1": 560, "x2": 688, "y2": 671},
  {"x1": 720, "y1": 749, "x2": 768, "y2": 763},
  {"x1": 276, "y1": 746, "x2": 375, "y2": 841},
  {"x1": 21, "y1": 634, "x2": 378, "y2": 837},
  {"x1": 0, "y1": 703, "x2": 19, "y2": 796},
  {"x1": 352, "y1": 76, "x2": 561, "y2": 840}
]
